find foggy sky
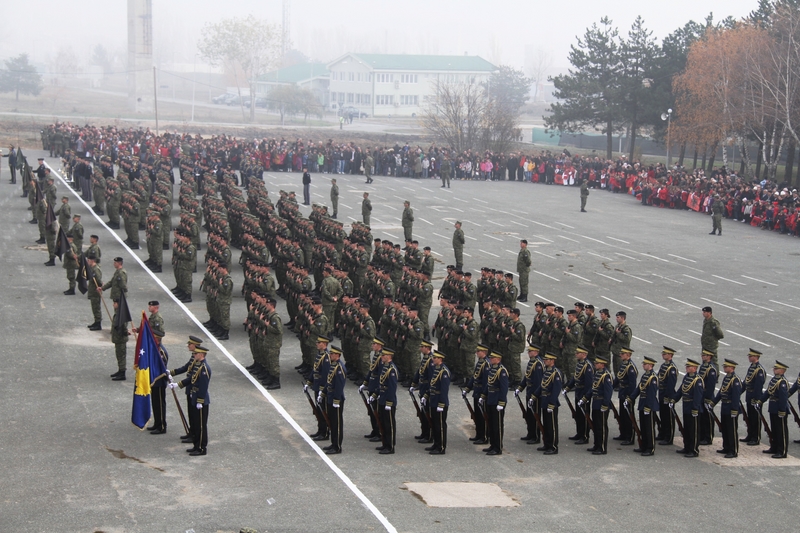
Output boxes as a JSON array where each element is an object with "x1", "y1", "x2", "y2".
[{"x1": 5, "y1": 0, "x2": 757, "y2": 75}]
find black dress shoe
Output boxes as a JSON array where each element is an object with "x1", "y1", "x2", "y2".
[
  {"x1": 379, "y1": 449, "x2": 394, "y2": 454},
  {"x1": 429, "y1": 449, "x2": 445, "y2": 455},
  {"x1": 675, "y1": 449, "x2": 687, "y2": 454},
  {"x1": 150, "y1": 265, "x2": 162, "y2": 273},
  {"x1": 110, "y1": 371, "x2": 123, "y2": 378},
  {"x1": 180, "y1": 435, "x2": 194, "y2": 442},
  {"x1": 568, "y1": 435, "x2": 581, "y2": 441},
  {"x1": 612, "y1": 436, "x2": 625, "y2": 441},
  {"x1": 794, "y1": 439, "x2": 800, "y2": 444},
  {"x1": 640, "y1": 451, "x2": 654, "y2": 456},
  {"x1": 482, "y1": 447, "x2": 493, "y2": 452},
  {"x1": 150, "y1": 429, "x2": 166, "y2": 435},
  {"x1": 586, "y1": 447, "x2": 599, "y2": 452},
  {"x1": 746, "y1": 441, "x2": 760, "y2": 446},
  {"x1": 772, "y1": 454, "x2": 786, "y2": 459},
  {"x1": 543, "y1": 449, "x2": 558, "y2": 455},
  {"x1": 63, "y1": 289, "x2": 75, "y2": 295},
  {"x1": 526, "y1": 439, "x2": 541, "y2": 445},
  {"x1": 189, "y1": 449, "x2": 207, "y2": 456},
  {"x1": 312, "y1": 434, "x2": 329, "y2": 441},
  {"x1": 657, "y1": 441, "x2": 673, "y2": 446},
  {"x1": 536, "y1": 446, "x2": 548, "y2": 451},
  {"x1": 417, "y1": 438, "x2": 432, "y2": 444},
  {"x1": 762, "y1": 449, "x2": 775, "y2": 454},
  {"x1": 111, "y1": 373, "x2": 126, "y2": 381},
  {"x1": 146, "y1": 424, "x2": 157, "y2": 431},
  {"x1": 724, "y1": 453, "x2": 738, "y2": 458},
  {"x1": 472, "y1": 439, "x2": 488, "y2": 445},
  {"x1": 698, "y1": 440, "x2": 711, "y2": 446},
  {"x1": 322, "y1": 444, "x2": 334, "y2": 451},
  {"x1": 575, "y1": 439, "x2": 589, "y2": 445},
  {"x1": 739, "y1": 437, "x2": 752, "y2": 442},
  {"x1": 633, "y1": 448, "x2": 643, "y2": 453},
  {"x1": 684, "y1": 452, "x2": 698, "y2": 458},
  {"x1": 486, "y1": 449, "x2": 502, "y2": 456},
  {"x1": 592, "y1": 450, "x2": 607, "y2": 455},
  {"x1": 424, "y1": 446, "x2": 437, "y2": 451},
  {"x1": 520, "y1": 435, "x2": 534, "y2": 441},
  {"x1": 717, "y1": 449, "x2": 728, "y2": 454},
  {"x1": 369, "y1": 436, "x2": 382, "y2": 442},
  {"x1": 620, "y1": 441, "x2": 635, "y2": 446},
  {"x1": 186, "y1": 447, "x2": 199, "y2": 453},
  {"x1": 309, "y1": 432, "x2": 321, "y2": 438},
  {"x1": 325, "y1": 448, "x2": 341, "y2": 455}
]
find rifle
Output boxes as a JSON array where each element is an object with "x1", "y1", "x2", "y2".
[
  {"x1": 171, "y1": 387, "x2": 190, "y2": 436},
  {"x1": 609, "y1": 401, "x2": 623, "y2": 432},
  {"x1": 478, "y1": 401, "x2": 489, "y2": 428},
  {"x1": 758, "y1": 406, "x2": 773, "y2": 446},
  {"x1": 526, "y1": 396, "x2": 546, "y2": 434},
  {"x1": 578, "y1": 401, "x2": 594, "y2": 430},
  {"x1": 409, "y1": 389, "x2": 431, "y2": 427},
  {"x1": 516, "y1": 393, "x2": 545, "y2": 434},
  {"x1": 564, "y1": 392, "x2": 577, "y2": 420},
  {"x1": 706, "y1": 403, "x2": 724, "y2": 432},
  {"x1": 790, "y1": 402, "x2": 800, "y2": 430},
  {"x1": 302, "y1": 384, "x2": 329, "y2": 431},
  {"x1": 670, "y1": 403, "x2": 685, "y2": 438},
  {"x1": 624, "y1": 402, "x2": 643, "y2": 449},
  {"x1": 359, "y1": 389, "x2": 383, "y2": 438},
  {"x1": 463, "y1": 390, "x2": 477, "y2": 425}
]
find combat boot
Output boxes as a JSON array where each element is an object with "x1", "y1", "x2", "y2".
[
  {"x1": 88, "y1": 322, "x2": 102, "y2": 331},
  {"x1": 63, "y1": 288, "x2": 75, "y2": 295}
]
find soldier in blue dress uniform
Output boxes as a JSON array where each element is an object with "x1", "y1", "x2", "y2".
[
  {"x1": 376, "y1": 348, "x2": 398, "y2": 454},
  {"x1": 671, "y1": 358, "x2": 704, "y2": 458},
  {"x1": 761, "y1": 361, "x2": 789, "y2": 459},
  {"x1": 534, "y1": 353, "x2": 562, "y2": 455},
  {"x1": 170, "y1": 345, "x2": 211, "y2": 456},
  {"x1": 582, "y1": 355, "x2": 613, "y2": 455},
  {"x1": 359, "y1": 337, "x2": 385, "y2": 442},
  {"x1": 482, "y1": 351, "x2": 508, "y2": 455},
  {"x1": 515, "y1": 344, "x2": 544, "y2": 444},
  {"x1": 307, "y1": 335, "x2": 331, "y2": 441},
  {"x1": 410, "y1": 339, "x2": 434, "y2": 443},
  {"x1": 698, "y1": 349, "x2": 718, "y2": 445},
  {"x1": 149, "y1": 328, "x2": 169, "y2": 434},
  {"x1": 742, "y1": 349, "x2": 766, "y2": 445},
  {"x1": 323, "y1": 346, "x2": 346, "y2": 454},
  {"x1": 425, "y1": 350, "x2": 450, "y2": 454},
  {"x1": 613, "y1": 347, "x2": 638, "y2": 445},
  {"x1": 463, "y1": 344, "x2": 490, "y2": 445},
  {"x1": 712, "y1": 359, "x2": 742, "y2": 458},
  {"x1": 172, "y1": 336, "x2": 204, "y2": 444},
  {"x1": 564, "y1": 345, "x2": 593, "y2": 444},
  {"x1": 628, "y1": 356, "x2": 659, "y2": 456},
  {"x1": 656, "y1": 346, "x2": 678, "y2": 445}
]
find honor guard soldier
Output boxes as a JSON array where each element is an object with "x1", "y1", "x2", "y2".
[
  {"x1": 671, "y1": 358, "x2": 704, "y2": 458},
  {"x1": 173, "y1": 336, "x2": 204, "y2": 443},
  {"x1": 657, "y1": 347, "x2": 678, "y2": 445},
  {"x1": 482, "y1": 352, "x2": 508, "y2": 455},
  {"x1": 410, "y1": 339, "x2": 434, "y2": 443},
  {"x1": 516, "y1": 344, "x2": 544, "y2": 444},
  {"x1": 613, "y1": 347, "x2": 638, "y2": 445},
  {"x1": 582, "y1": 355, "x2": 613, "y2": 455},
  {"x1": 169, "y1": 345, "x2": 211, "y2": 456},
  {"x1": 376, "y1": 348, "x2": 398, "y2": 454},
  {"x1": 712, "y1": 359, "x2": 742, "y2": 458},
  {"x1": 534, "y1": 353, "x2": 561, "y2": 455},
  {"x1": 360, "y1": 337, "x2": 386, "y2": 442},
  {"x1": 323, "y1": 346, "x2": 346, "y2": 455},
  {"x1": 698, "y1": 349, "x2": 719, "y2": 445},
  {"x1": 463, "y1": 344, "x2": 490, "y2": 444},
  {"x1": 425, "y1": 351, "x2": 450, "y2": 454},
  {"x1": 628, "y1": 356, "x2": 659, "y2": 456},
  {"x1": 307, "y1": 335, "x2": 331, "y2": 442},
  {"x1": 761, "y1": 361, "x2": 790, "y2": 459},
  {"x1": 564, "y1": 346, "x2": 593, "y2": 444},
  {"x1": 362, "y1": 192, "x2": 371, "y2": 226},
  {"x1": 742, "y1": 349, "x2": 766, "y2": 445}
]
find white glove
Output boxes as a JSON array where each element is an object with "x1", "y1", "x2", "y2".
[
  {"x1": 168, "y1": 382, "x2": 178, "y2": 390},
  {"x1": 409, "y1": 386, "x2": 415, "y2": 393},
  {"x1": 368, "y1": 395, "x2": 376, "y2": 404},
  {"x1": 437, "y1": 406, "x2": 444, "y2": 412},
  {"x1": 166, "y1": 370, "x2": 172, "y2": 379},
  {"x1": 196, "y1": 403, "x2": 202, "y2": 410},
  {"x1": 668, "y1": 401, "x2": 675, "y2": 408},
  {"x1": 623, "y1": 400, "x2": 630, "y2": 410},
  {"x1": 514, "y1": 389, "x2": 520, "y2": 397},
  {"x1": 578, "y1": 399, "x2": 585, "y2": 407},
  {"x1": 332, "y1": 403, "x2": 340, "y2": 409},
  {"x1": 358, "y1": 384, "x2": 366, "y2": 393},
  {"x1": 461, "y1": 390, "x2": 467, "y2": 399},
  {"x1": 731, "y1": 412, "x2": 737, "y2": 418},
  {"x1": 497, "y1": 405, "x2": 504, "y2": 411},
  {"x1": 303, "y1": 384, "x2": 309, "y2": 392},
  {"x1": 478, "y1": 397, "x2": 485, "y2": 406},
  {"x1": 560, "y1": 389, "x2": 566, "y2": 396},
  {"x1": 692, "y1": 412, "x2": 698, "y2": 417},
  {"x1": 547, "y1": 408, "x2": 553, "y2": 413},
  {"x1": 385, "y1": 405, "x2": 391, "y2": 411},
  {"x1": 420, "y1": 397, "x2": 427, "y2": 407},
  {"x1": 528, "y1": 398, "x2": 533, "y2": 408},
  {"x1": 317, "y1": 393, "x2": 323, "y2": 404}
]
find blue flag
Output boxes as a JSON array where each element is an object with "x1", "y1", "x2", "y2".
[{"x1": 131, "y1": 313, "x2": 167, "y2": 429}]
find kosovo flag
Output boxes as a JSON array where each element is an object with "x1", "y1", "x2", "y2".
[
  {"x1": 76, "y1": 253, "x2": 89, "y2": 294},
  {"x1": 54, "y1": 226, "x2": 70, "y2": 261},
  {"x1": 131, "y1": 313, "x2": 167, "y2": 429}
]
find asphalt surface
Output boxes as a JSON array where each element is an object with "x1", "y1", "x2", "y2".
[{"x1": 3, "y1": 152, "x2": 800, "y2": 533}]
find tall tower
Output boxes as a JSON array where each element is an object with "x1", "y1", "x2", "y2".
[
  {"x1": 281, "y1": 0, "x2": 290, "y2": 63},
  {"x1": 127, "y1": 0, "x2": 154, "y2": 112}
]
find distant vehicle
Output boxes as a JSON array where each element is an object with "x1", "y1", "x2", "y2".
[
  {"x1": 244, "y1": 97, "x2": 268, "y2": 109},
  {"x1": 339, "y1": 106, "x2": 368, "y2": 118},
  {"x1": 212, "y1": 93, "x2": 236, "y2": 105}
]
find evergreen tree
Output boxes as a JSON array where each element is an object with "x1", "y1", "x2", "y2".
[{"x1": 0, "y1": 54, "x2": 42, "y2": 101}]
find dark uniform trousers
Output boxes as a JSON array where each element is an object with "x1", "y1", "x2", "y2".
[
  {"x1": 592, "y1": 409, "x2": 609, "y2": 453},
  {"x1": 189, "y1": 404, "x2": 209, "y2": 451},
  {"x1": 543, "y1": 407, "x2": 558, "y2": 452},
  {"x1": 619, "y1": 398, "x2": 634, "y2": 442},
  {"x1": 682, "y1": 408, "x2": 699, "y2": 455},
  {"x1": 658, "y1": 403, "x2": 675, "y2": 443},
  {"x1": 640, "y1": 411, "x2": 655, "y2": 453},
  {"x1": 746, "y1": 402, "x2": 761, "y2": 444},
  {"x1": 317, "y1": 401, "x2": 329, "y2": 437},
  {"x1": 721, "y1": 415, "x2": 739, "y2": 456},
  {"x1": 380, "y1": 405, "x2": 396, "y2": 451},
  {"x1": 487, "y1": 405, "x2": 505, "y2": 452},
  {"x1": 699, "y1": 409, "x2": 715, "y2": 444},
  {"x1": 771, "y1": 413, "x2": 788, "y2": 457},
  {"x1": 330, "y1": 402, "x2": 344, "y2": 450},
  {"x1": 473, "y1": 397, "x2": 486, "y2": 441},
  {"x1": 151, "y1": 386, "x2": 167, "y2": 432},
  {"x1": 575, "y1": 394, "x2": 590, "y2": 441},
  {"x1": 432, "y1": 406, "x2": 448, "y2": 451},
  {"x1": 420, "y1": 402, "x2": 431, "y2": 440},
  {"x1": 525, "y1": 396, "x2": 540, "y2": 442}
]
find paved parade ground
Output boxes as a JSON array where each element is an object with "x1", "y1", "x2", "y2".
[{"x1": 3, "y1": 151, "x2": 800, "y2": 533}]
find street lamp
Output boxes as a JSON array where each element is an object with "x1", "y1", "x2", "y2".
[{"x1": 661, "y1": 108, "x2": 672, "y2": 168}]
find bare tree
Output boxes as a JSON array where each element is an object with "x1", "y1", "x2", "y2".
[
  {"x1": 525, "y1": 47, "x2": 553, "y2": 102},
  {"x1": 422, "y1": 80, "x2": 486, "y2": 153},
  {"x1": 198, "y1": 15, "x2": 281, "y2": 123}
]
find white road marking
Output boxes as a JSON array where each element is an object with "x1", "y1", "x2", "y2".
[
  {"x1": 712, "y1": 275, "x2": 746, "y2": 286},
  {"x1": 606, "y1": 236, "x2": 630, "y2": 244},
  {"x1": 486, "y1": 234, "x2": 503, "y2": 241},
  {"x1": 486, "y1": 220, "x2": 503, "y2": 226},
  {"x1": 431, "y1": 251, "x2": 442, "y2": 256},
  {"x1": 340, "y1": 203, "x2": 352, "y2": 209},
  {"x1": 668, "y1": 297, "x2": 698, "y2": 309},
  {"x1": 742, "y1": 275, "x2": 778, "y2": 286},
  {"x1": 347, "y1": 216, "x2": 359, "y2": 222},
  {"x1": 418, "y1": 217, "x2": 433, "y2": 225},
  {"x1": 567, "y1": 295, "x2": 586, "y2": 304},
  {"x1": 432, "y1": 233, "x2": 448, "y2": 239},
  {"x1": 403, "y1": 186, "x2": 415, "y2": 191},
  {"x1": 683, "y1": 274, "x2": 714, "y2": 284},
  {"x1": 50, "y1": 164, "x2": 398, "y2": 533},
  {"x1": 533, "y1": 251, "x2": 554, "y2": 259},
  {"x1": 564, "y1": 271, "x2": 591, "y2": 282},
  {"x1": 687, "y1": 330, "x2": 730, "y2": 346},
  {"x1": 601, "y1": 296, "x2": 633, "y2": 310},
  {"x1": 462, "y1": 219, "x2": 482, "y2": 227},
  {"x1": 636, "y1": 297, "x2": 669, "y2": 311},
  {"x1": 633, "y1": 336, "x2": 652, "y2": 345},
  {"x1": 453, "y1": 197, "x2": 468, "y2": 203},
  {"x1": 700, "y1": 298, "x2": 739, "y2": 311},
  {"x1": 372, "y1": 194, "x2": 387, "y2": 200},
  {"x1": 733, "y1": 298, "x2": 774, "y2": 312},
  {"x1": 727, "y1": 330, "x2": 770, "y2": 347},
  {"x1": 473, "y1": 198, "x2": 488, "y2": 204},
  {"x1": 559, "y1": 235, "x2": 579, "y2": 243},
  {"x1": 534, "y1": 293, "x2": 560, "y2": 306},
  {"x1": 650, "y1": 329, "x2": 690, "y2": 345},
  {"x1": 581, "y1": 236, "x2": 608, "y2": 245},
  {"x1": 769, "y1": 300, "x2": 800, "y2": 311},
  {"x1": 620, "y1": 272, "x2": 653, "y2": 284},
  {"x1": 385, "y1": 186, "x2": 396, "y2": 191},
  {"x1": 615, "y1": 253, "x2": 639, "y2": 261},
  {"x1": 529, "y1": 220, "x2": 557, "y2": 229},
  {"x1": 383, "y1": 233, "x2": 398, "y2": 240},
  {"x1": 639, "y1": 252, "x2": 670, "y2": 262},
  {"x1": 594, "y1": 271, "x2": 622, "y2": 283},
  {"x1": 764, "y1": 332, "x2": 800, "y2": 346},
  {"x1": 506, "y1": 250, "x2": 517, "y2": 255},
  {"x1": 534, "y1": 271, "x2": 560, "y2": 282},
  {"x1": 532, "y1": 234, "x2": 554, "y2": 242},
  {"x1": 557, "y1": 222, "x2": 575, "y2": 229},
  {"x1": 373, "y1": 217, "x2": 385, "y2": 224},
  {"x1": 518, "y1": 302, "x2": 530, "y2": 308},
  {"x1": 381, "y1": 205, "x2": 398, "y2": 211},
  {"x1": 462, "y1": 252, "x2": 472, "y2": 257},
  {"x1": 465, "y1": 235, "x2": 478, "y2": 241},
  {"x1": 420, "y1": 187, "x2": 433, "y2": 192},
  {"x1": 479, "y1": 249, "x2": 499, "y2": 257},
  {"x1": 651, "y1": 273, "x2": 684, "y2": 284},
  {"x1": 450, "y1": 207, "x2": 464, "y2": 212},
  {"x1": 587, "y1": 251, "x2": 613, "y2": 261}
]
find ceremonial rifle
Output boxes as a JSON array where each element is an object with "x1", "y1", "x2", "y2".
[
  {"x1": 563, "y1": 392, "x2": 577, "y2": 420},
  {"x1": 359, "y1": 388, "x2": 383, "y2": 438},
  {"x1": 624, "y1": 402, "x2": 643, "y2": 449},
  {"x1": 517, "y1": 393, "x2": 545, "y2": 434},
  {"x1": 578, "y1": 401, "x2": 594, "y2": 430},
  {"x1": 789, "y1": 402, "x2": 800, "y2": 430},
  {"x1": 670, "y1": 403, "x2": 685, "y2": 438},
  {"x1": 609, "y1": 401, "x2": 623, "y2": 432},
  {"x1": 302, "y1": 383, "x2": 329, "y2": 430},
  {"x1": 462, "y1": 390, "x2": 478, "y2": 425},
  {"x1": 409, "y1": 389, "x2": 431, "y2": 427},
  {"x1": 707, "y1": 403, "x2": 724, "y2": 432},
  {"x1": 758, "y1": 406, "x2": 773, "y2": 447}
]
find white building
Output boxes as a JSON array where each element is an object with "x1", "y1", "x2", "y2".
[{"x1": 326, "y1": 53, "x2": 497, "y2": 118}]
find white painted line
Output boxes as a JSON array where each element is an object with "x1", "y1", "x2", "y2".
[
  {"x1": 372, "y1": 217, "x2": 385, "y2": 224},
  {"x1": 606, "y1": 236, "x2": 630, "y2": 244},
  {"x1": 450, "y1": 207, "x2": 464, "y2": 212},
  {"x1": 742, "y1": 275, "x2": 778, "y2": 286},
  {"x1": 534, "y1": 270, "x2": 560, "y2": 282},
  {"x1": 385, "y1": 186, "x2": 396, "y2": 191},
  {"x1": 639, "y1": 253, "x2": 670, "y2": 262},
  {"x1": 635, "y1": 297, "x2": 669, "y2": 311},
  {"x1": 431, "y1": 251, "x2": 442, "y2": 256},
  {"x1": 559, "y1": 235, "x2": 579, "y2": 243},
  {"x1": 712, "y1": 275, "x2": 746, "y2": 286},
  {"x1": 418, "y1": 217, "x2": 433, "y2": 225},
  {"x1": 615, "y1": 253, "x2": 639, "y2": 261},
  {"x1": 392, "y1": 195, "x2": 405, "y2": 201},
  {"x1": 557, "y1": 222, "x2": 575, "y2": 229},
  {"x1": 381, "y1": 205, "x2": 398, "y2": 211},
  {"x1": 587, "y1": 251, "x2": 613, "y2": 261},
  {"x1": 668, "y1": 254, "x2": 696, "y2": 263},
  {"x1": 479, "y1": 249, "x2": 500, "y2": 257},
  {"x1": 620, "y1": 272, "x2": 652, "y2": 284},
  {"x1": 727, "y1": 330, "x2": 770, "y2": 347},
  {"x1": 564, "y1": 271, "x2": 591, "y2": 282},
  {"x1": 383, "y1": 233, "x2": 398, "y2": 240},
  {"x1": 532, "y1": 234, "x2": 554, "y2": 243},
  {"x1": 486, "y1": 234, "x2": 503, "y2": 241},
  {"x1": 668, "y1": 297, "x2": 698, "y2": 309},
  {"x1": 633, "y1": 336, "x2": 652, "y2": 345},
  {"x1": 506, "y1": 250, "x2": 517, "y2": 255},
  {"x1": 518, "y1": 302, "x2": 530, "y2": 308},
  {"x1": 769, "y1": 300, "x2": 800, "y2": 311},
  {"x1": 432, "y1": 232, "x2": 448, "y2": 239},
  {"x1": 461, "y1": 219, "x2": 482, "y2": 227},
  {"x1": 453, "y1": 197, "x2": 468, "y2": 203},
  {"x1": 372, "y1": 194, "x2": 387, "y2": 200},
  {"x1": 594, "y1": 271, "x2": 622, "y2": 283},
  {"x1": 683, "y1": 274, "x2": 714, "y2": 285},
  {"x1": 486, "y1": 220, "x2": 503, "y2": 226},
  {"x1": 347, "y1": 216, "x2": 359, "y2": 222},
  {"x1": 581, "y1": 236, "x2": 608, "y2": 245},
  {"x1": 650, "y1": 329, "x2": 691, "y2": 345},
  {"x1": 533, "y1": 251, "x2": 554, "y2": 259},
  {"x1": 465, "y1": 235, "x2": 478, "y2": 241},
  {"x1": 473, "y1": 198, "x2": 488, "y2": 204},
  {"x1": 403, "y1": 186, "x2": 415, "y2": 191},
  {"x1": 733, "y1": 298, "x2": 774, "y2": 312},
  {"x1": 601, "y1": 296, "x2": 633, "y2": 310},
  {"x1": 700, "y1": 298, "x2": 739, "y2": 311},
  {"x1": 50, "y1": 164, "x2": 398, "y2": 533},
  {"x1": 764, "y1": 332, "x2": 800, "y2": 346},
  {"x1": 529, "y1": 220, "x2": 556, "y2": 229},
  {"x1": 462, "y1": 252, "x2": 472, "y2": 257},
  {"x1": 420, "y1": 187, "x2": 433, "y2": 192},
  {"x1": 688, "y1": 329, "x2": 730, "y2": 346},
  {"x1": 534, "y1": 294, "x2": 560, "y2": 306},
  {"x1": 340, "y1": 203, "x2": 352, "y2": 209},
  {"x1": 651, "y1": 273, "x2": 684, "y2": 284}
]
